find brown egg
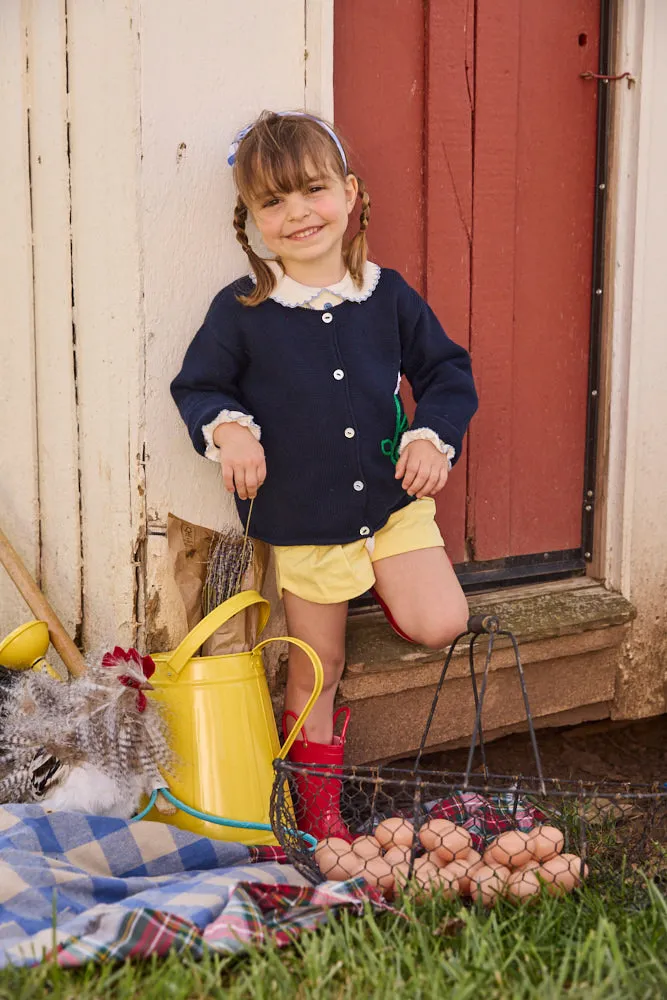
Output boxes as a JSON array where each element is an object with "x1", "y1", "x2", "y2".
[
  {"x1": 440, "y1": 849, "x2": 483, "y2": 892},
  {"x1": 484, "y1": 830, "x2": 532, "y2": 870},
  {"x1": 526, "y1": 825, "x2": 565, "y2": 862},
  {"x1": 315, "y1": 836, "x2": 353, "y2": 862},
  {"x1": 374, "y1": 817, "x2": 416, "y2": 850},
  {"x1": 418, "y1": 818, "x2": 456, "y2": 852},
  {"x1": 485, "y1": 863, "x2": 512, "y2": 881},
  {"x1": 392, "y1": 862, "x2": 412, "y2": 892},
  {"x1": 466, "y1": 859, "x2": 485, "y2": 878},
  {"x1": 361, "y1": 855, "x2": 395, "y2": 896},
  {"x1": 414, "y1": 859, "x2": 442, "y2": 889},
  {"x1": 463, "y1": 849, "x2": 482, "y2": 870},
  {"x1": 315, "y1": 839, "x2": 364, "y2": 881},
  {"x1": 520, "y1": 860, "x2": 541, "y2": 871},
  {"x1": 393, "y1": 857, "x2": 436, "y2": 895},
  {"x1": 538, "y1": 855, "x2": 578, "y2": 895},
  {"x1": 383, "y1": 845, "x2": 414, "y2": 867},
  {"x1": 413, "y1": 856, "x2": 439, "y2": 878},
  {"x1": 433, "y1": 826, "x2": 472, "y2": 863},
  {"x1": 560, "y1": 853, "x2": 589, "y2": 886},
  {"x1": 440, "y1": 859, "x2": 475, "y2": 895},
  {"x1": 351, "y1": 835, "x2": 383, "y2": 861},
  {"x1": 469, "y1": 863, "x2": 508, "y2": 907},
  {"x1": 414, "y1": 859, "x2": 449, "y2": 899},
  {"x1": 430, "y1": 867, "x2": 461, "y2": 900},
  {"x1": 327, "y1": 853, "x2": 364, "y2": 881},
  {"x1": 505, "y1": 868, "x2": 542, "y2": 904}
]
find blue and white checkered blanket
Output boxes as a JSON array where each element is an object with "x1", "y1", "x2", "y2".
[{"x1": 0, "y1": 804, "x2": 371, "y2": 967}]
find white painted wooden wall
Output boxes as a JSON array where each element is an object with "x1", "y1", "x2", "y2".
[{"x1": 0, "y1": 0, "x2": 332, "y2": 655}]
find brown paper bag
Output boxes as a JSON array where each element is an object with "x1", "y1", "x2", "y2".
[{"x1": 167, "y1": 513, "x2": 269, "y2": 655}]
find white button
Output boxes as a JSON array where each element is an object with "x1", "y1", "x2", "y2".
[
  {"x1": 353, "y1": 480, "x2": 364, "y2": 491},
  {"x1": 359, "y1": 526, "x2": 370, "y2": 536},
  {"x1": 344, "y1": 427, "x2": 355, "y2": 438},
  {"x1": 322, "y1": 312, "x2": 333, "y2": 324},
  {"x1": 333, "y1": 369, "x2": 344, "y2": 380}
]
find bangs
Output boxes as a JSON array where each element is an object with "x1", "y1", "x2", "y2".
[{"x1": 233, "y1": 114, "x2": 347, "y2": 204}]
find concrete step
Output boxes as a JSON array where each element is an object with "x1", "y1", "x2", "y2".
[{"x1": 340, "y1": 580, "x2": 635, "y2": 764}]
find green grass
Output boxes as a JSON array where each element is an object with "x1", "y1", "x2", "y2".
[{"x1": 1, "y1": 881, "x2": 666, "y2": 999}]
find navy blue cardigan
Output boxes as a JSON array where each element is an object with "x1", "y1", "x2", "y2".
[{"x1": 171, "y1": 268, "x2": 477, "y2": 546}]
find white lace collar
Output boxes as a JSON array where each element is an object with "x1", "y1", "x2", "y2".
[{"x1": 256, "y1": 259, "x2": 381, "y2": 308}]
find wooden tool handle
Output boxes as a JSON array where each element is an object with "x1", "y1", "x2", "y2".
[{"x1": 0, "y1": 525, "x2": 86, "y2": 677}]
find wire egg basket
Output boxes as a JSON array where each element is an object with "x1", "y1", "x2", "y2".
[{"x1": 271, "y1": 615, "x2": 667, "y2": 902}]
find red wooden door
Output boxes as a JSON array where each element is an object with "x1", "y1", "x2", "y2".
[{"x1": 334, "y1": 1, "x2": 600, "y2": 571}]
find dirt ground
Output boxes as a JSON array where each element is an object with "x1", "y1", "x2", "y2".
[{"x1": 412, "y1": 715, "x2": 667, "y2": 786}]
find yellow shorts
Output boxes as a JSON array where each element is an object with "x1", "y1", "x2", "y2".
[{"x1": 273, "y1": 497, "x2": 445, "y2": 605}]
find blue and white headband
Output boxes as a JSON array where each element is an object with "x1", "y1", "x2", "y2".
[{"x1": 227, "y1": 111, "x2": 348, "y2": 173}]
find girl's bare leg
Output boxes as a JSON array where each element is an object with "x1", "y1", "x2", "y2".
[
  {"x1": 282, "y1": 590, "x2": 349, "y2": 744},
  {"x1": 372, "y1": 546, "x2": 469, "y2": 648}
]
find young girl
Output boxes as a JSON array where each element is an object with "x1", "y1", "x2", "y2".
[{"x1": 171, "y1": 111, "x2": 477, "y2": 840}]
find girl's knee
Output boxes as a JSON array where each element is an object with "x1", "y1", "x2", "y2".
[
  {"x1": 409, "y1": 600, "x2": 469, "y2": 649},
  {"x1": 288, "y1": 644, "x2": 345, "y2": 690}
]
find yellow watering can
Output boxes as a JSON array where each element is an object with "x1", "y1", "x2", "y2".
[{"x1": 145, "y1": 590, "x2": 323, "y2": 846}]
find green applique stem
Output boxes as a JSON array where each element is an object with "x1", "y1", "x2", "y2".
[{"x1": 381, "y1": 393, "x2": 409, "y2": 465}]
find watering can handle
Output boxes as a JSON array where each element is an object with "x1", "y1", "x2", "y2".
[
  {"x1": 253, "y1": 636, "x2": 324, "y2": 760},
  {"x1": 165, "y1": 590, "x2": 270, "y2": 677}
]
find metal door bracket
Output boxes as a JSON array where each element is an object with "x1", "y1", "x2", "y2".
[{"x1": 580, "y1": 71, "x2": 635, "y2": 88}]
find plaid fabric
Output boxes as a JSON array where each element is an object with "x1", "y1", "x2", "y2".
[
  {"x1": 425, "y1": 792, "x2": 548, "y2": 852},
  {"x1": 362, "y1": 792, "x2": 548, "y2": 853},
  {"x1": 55, "y1": 880, "x2": 376, "y2": 967},
  {"x1": 0, "y1": 805, "x2": 373, "y2": 968}
]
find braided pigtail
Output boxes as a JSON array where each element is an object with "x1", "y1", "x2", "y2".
[
  {"x1": 233, "y1": 197, "x2": 277, "y2": 306},
  {"x1": 345, "y1": 176, "x2": 370, "y2": 289}
]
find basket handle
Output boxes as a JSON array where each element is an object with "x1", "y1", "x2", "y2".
[
  {"x1": 164, "y1": 590, "x2": 270, "y2": 678},
  {"x1": 253, "y1": 635, "x2": 324, "y2": 760}
]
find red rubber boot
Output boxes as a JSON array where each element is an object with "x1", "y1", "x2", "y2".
[
  {"x1": 370, "y1": 587, "x2": 416, "y2": 644},
  {"x1": 282, "y1": 706, "x2": 352, "y2": 843}
]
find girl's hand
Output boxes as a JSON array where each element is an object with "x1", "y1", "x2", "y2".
[
  {"x1": 395, "y1": 440, "x2": 449, "y2": 498},
  {"x1": 212, "y1": 422, "x2": 266, "y2": 499}
]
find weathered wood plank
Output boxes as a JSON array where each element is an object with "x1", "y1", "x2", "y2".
[
  {"x1": 66, "y1": 0, "x2": 144, "y2": 650},
  {"x1": 27, "y1": 0, "x2": 82, "y2": 641},
  {"x1": 425, "y1": 0, "x2": 475, "y2": 562},
  {"x1": 0, "y1": 2, "x2": 40, "y2": 626}
]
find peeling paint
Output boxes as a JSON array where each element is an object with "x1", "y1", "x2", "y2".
[{"x1": 145, "y1": 589, "x2": 170, "y2": 653}]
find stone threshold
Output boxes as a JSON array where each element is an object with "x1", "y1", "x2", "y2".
[{"x1": 340, "y1": 579, "x2": 635, "y2": 764}]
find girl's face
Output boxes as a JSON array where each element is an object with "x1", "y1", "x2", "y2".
[{"x1": 249, "y1": 164, "x2": 358, "y2": 278}]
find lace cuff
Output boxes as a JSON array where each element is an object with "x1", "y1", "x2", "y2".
[
  {"x1": 399, "y1": 428, "x2": 455, "y2": 469},
  {"x1": 201, "y1": 410, "x2": 262, "y2": 462}
]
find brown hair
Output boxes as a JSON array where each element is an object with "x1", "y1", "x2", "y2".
[{"x1": 231, "y1": 111, "x2": 370, "y2": 306}]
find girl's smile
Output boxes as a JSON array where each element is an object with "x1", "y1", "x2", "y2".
[{"x1": 286, "y1": 225, "x2": 324, "y2": 241}]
